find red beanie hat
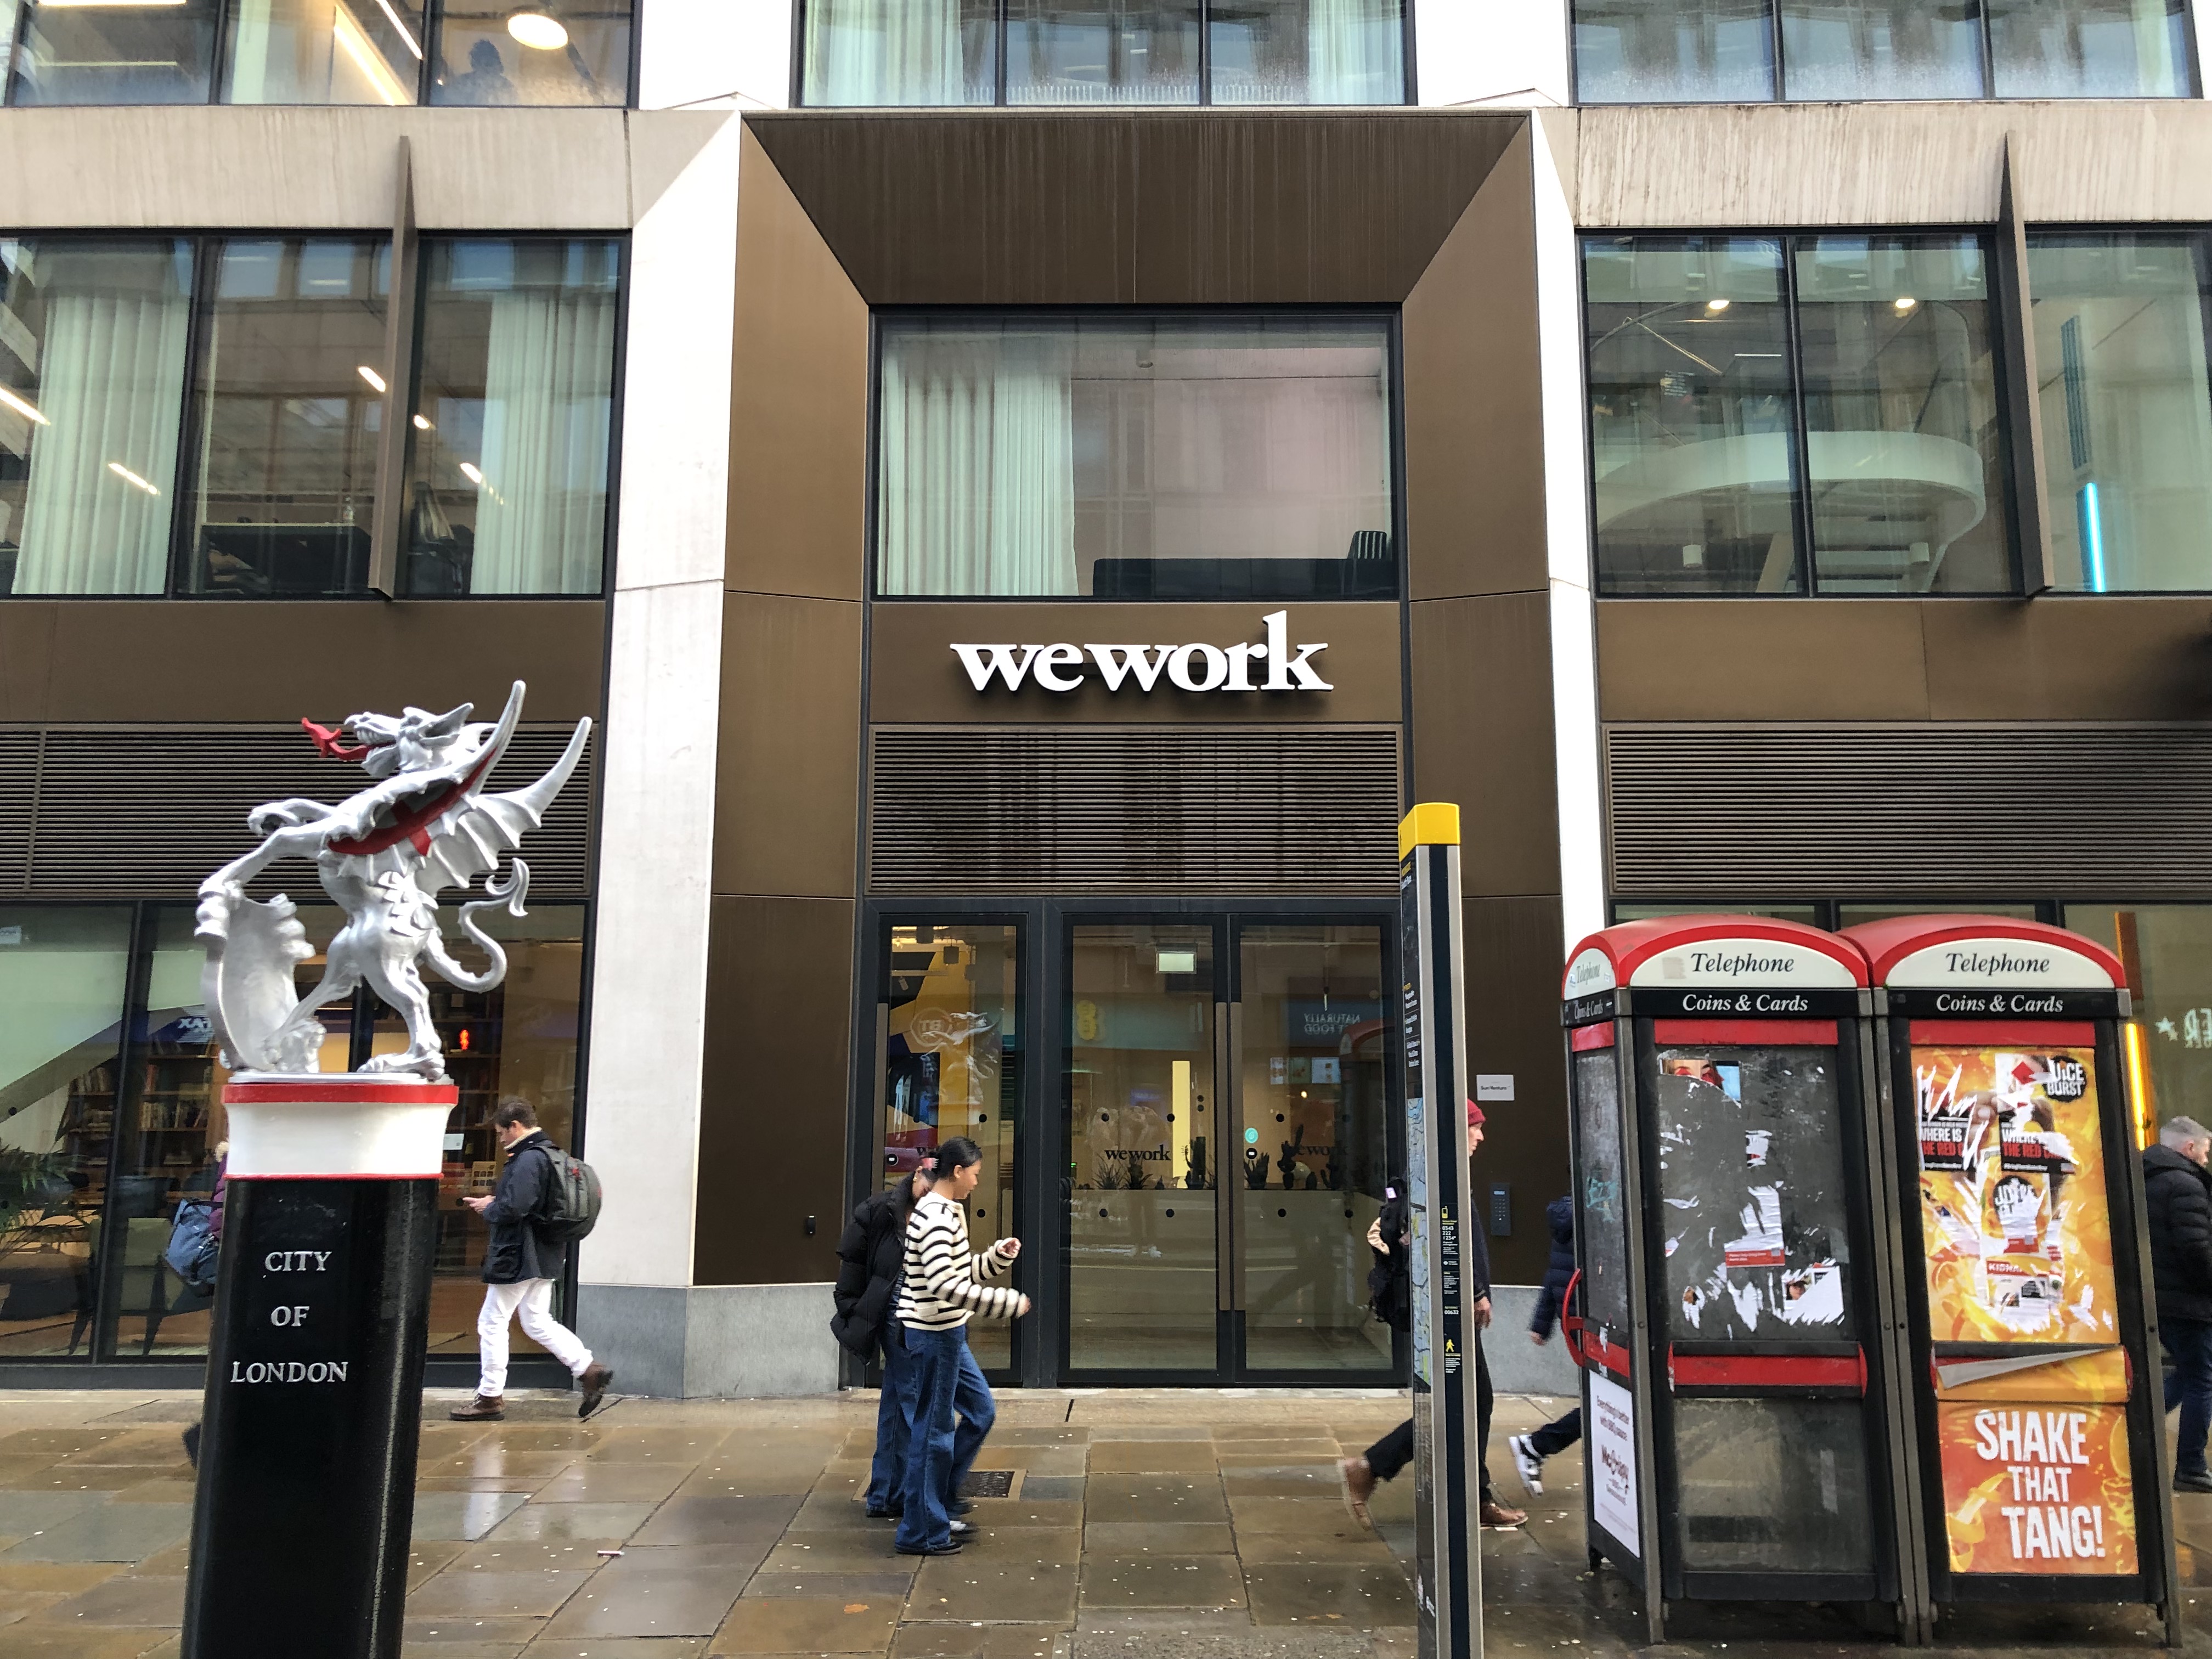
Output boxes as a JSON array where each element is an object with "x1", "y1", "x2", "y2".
[{"x1": 1465, "y1": 1099, "x2": 1486, "y2": 1127}]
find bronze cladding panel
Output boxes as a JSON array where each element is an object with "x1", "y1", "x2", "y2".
[
  {"x1": 1409, "y1": 594, "x2": 1559, "y2": 900},
  {"x1": 743, "y1": 111, "x2": 1522, "y2": 305},
  {"x1": 729, "y1": 128, "x2": 870, "y2": 603},
  {"x1": 693, "y1": 894, "x2": 855, "y2": 1285},
  {"x1": 0, "y1": 600, "x2": 605, "y2": 724},
  {"x1": 1402, "y1": 123, "x2": 1546, "y2": 601},
  {"x1": 715, "y1": 592, "x2": 862, "y2": 898},
  {"x1": 867, "y1": 602, "x2": 1401, "y2": 724},
  {"x1": 1596, "y1": 596, "x2": 2212, "y2": 723},
  {"x1": 1462, "y1": 894, "x2": 1568, "y2": 1286}
]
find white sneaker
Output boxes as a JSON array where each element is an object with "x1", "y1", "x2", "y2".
[{"x1": 1509, "y1": 1433, "x2": 1544, "y2": 1497}]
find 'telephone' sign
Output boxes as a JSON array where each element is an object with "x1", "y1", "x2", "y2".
[{"x1": 953, "y1": 610, "x2": 1330, "y2": 694}]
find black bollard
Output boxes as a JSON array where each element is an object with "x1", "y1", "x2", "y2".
[{"x1": 182, "y1": 1077, "x2": 452, "y2": 1659}]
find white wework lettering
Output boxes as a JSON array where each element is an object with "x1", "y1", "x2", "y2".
[
  {"x1": 1260, "y1": 610, "x2": 1332, "y2": 691},
  {"x1": 1029, "y1": 642, "x2": 1085, "y2": 691},
  {"x1": 1167, "y1": 642, "x2": 1229, "y2": 692},
  {"x1": 1223, "y1": 640, "x2": 1263, "y2": 692},
  {"x1": 1087, "y1": 645, "x2": 1171, "y2": 691},
  {"x1": 951, "y1": 643, "x2": 1040, "y2": 691}
]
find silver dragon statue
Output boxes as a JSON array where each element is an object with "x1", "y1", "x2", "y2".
[{"x1": 195, "y1": 681, "x2": 591, "y2": 1082}]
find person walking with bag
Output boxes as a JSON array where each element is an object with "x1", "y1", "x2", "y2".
[
  {"x1": 894, "y1": 1137, "x2": 1026, "y2": 1556},
  {"x1": 1509, "y1": 1194, "x2": 1583, "y2": 1497},
  {"x1": 831, "y1": 1159, "x2": 935, "y2": 1518},
  {"x1": 451, "y1": 1098, "x2": 612, "y2": 1423},
  {"x1": 2145, "y1": 1116, "x2": 2212, "y2": 1491}
]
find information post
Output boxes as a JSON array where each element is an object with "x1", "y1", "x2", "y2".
[{"x1": 1399, "y1": 803, "x2": 1481, "y2": 1659}]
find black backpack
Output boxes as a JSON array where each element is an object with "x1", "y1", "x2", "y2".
[{"x1": 535, "y1": 1144, "x2": 602, "y2": 1245}]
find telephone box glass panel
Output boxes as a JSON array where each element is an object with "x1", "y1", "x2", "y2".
[
  {"x1": 1673, "y1": 1397, "x2": 1876, "y2": 1572},
  {"x1": 1575, "y1": 1047, "x2": 1632, "y2": 1333}
]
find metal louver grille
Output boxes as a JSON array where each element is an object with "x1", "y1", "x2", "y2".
[
  {"x1": 868, "y1": 725, "x2": 1402, "y2": 896},
  {"x1": 1607, "y1": 723, "x2": 2212, "y2": 899},
  {"x1": 2, "y1": 726, "x2": 595, "y2": 900}
]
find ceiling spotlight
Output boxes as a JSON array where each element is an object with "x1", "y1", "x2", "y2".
[
  {"x1": 1894, "y1": 296, "x2": 1918, "y2": 312},
  {"x1": 357, "y1": 364, "x2": 387, "y2": 393},
  {"x1": 1705, "y1": 297, "x2": 1730, "y2": 313},
  {"x1": 506, "y1": 10, "x2": 568, "y2": 49},
  {"x1": 460, "y1": 461, "x2": 485, "y2": 485},
  {"x1": 412, "y1": 413, "x2": 432, "y2": 430}
]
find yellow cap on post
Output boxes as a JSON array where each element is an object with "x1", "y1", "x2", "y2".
[{"x1": 1397, "y1": 802, "x2": 1461, "y2": 861}]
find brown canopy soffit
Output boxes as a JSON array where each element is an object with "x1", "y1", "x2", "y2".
[{"x1": 740, "y1": 109, "x2": 1527, "y2": 306}]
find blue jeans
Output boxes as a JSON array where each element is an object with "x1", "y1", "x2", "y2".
[
  {"x1": 2165, "y1": 1315, "x2": 2212, "y2": 1477},
  {"x1": 895, "y1": 1325, "x2": 996, "y2": 1551},
  {"x1": 864, "y1": 1321, "x2": 917, "y2": 1514}
]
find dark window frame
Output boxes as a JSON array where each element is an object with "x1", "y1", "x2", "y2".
[
  {"x1": 0, "y1": 227, "x2": 628, "y2": 604},
  {"x1": 791, "y1": 0, "x2": 1417, "y2": 107},
  {"x1": 0, "y1": 0, "x2": 640, "y2": 109},
  {"x1": 1579, "y1": 225, "x2": 2027, "y2": 601},
  {"x1": 865, "y1": 302, "x2": 1408, "y2": 605},
  {"x1": 1567, "y1": 0, "x2": 2201, "y2": 106}
]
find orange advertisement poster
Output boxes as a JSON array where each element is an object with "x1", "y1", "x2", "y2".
[
  {"x1": 1937, "y1": 1401, "x2": 2136, "y2": 1575},
  {"x1": 1913, "y1": 1047, "x2": 2119, "y2": 1344}
]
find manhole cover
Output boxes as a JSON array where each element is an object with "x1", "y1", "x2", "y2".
[{"x1": 958, "y1": 1469, "x2": 1015, "y2": 1498}]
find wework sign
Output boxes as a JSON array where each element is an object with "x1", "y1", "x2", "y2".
[{"x1": 952, "y1": 610, "x2": 1331, "y2": 694}]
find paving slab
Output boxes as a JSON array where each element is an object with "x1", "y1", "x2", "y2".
[{"x1": 0, "y1": 1501, "x2": 189, "y2": 1563}]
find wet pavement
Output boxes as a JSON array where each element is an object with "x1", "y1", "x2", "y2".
[{"x1": 0, "y1": 1385, "x2": 2202, "y2": 1657}]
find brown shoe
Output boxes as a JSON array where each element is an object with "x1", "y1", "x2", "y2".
[
  {"x1": 1480, "y1": 1498, "x2": 1527, "y2": 1527},
  {"x1": 577, "y1": 1363, "x2": 614, "y2": 1420},
  {"x1": 1341, "y1": 1455, "x2": 1378, "y2": 1524},
  {"x1": 449, "y1": 1394, "x2": 505, "y2": 1421}
]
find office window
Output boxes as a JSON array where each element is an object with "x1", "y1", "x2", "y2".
[
  {"x1": 1584, "y1": 233, "x2": 2013, "y2": 597},
  {"x1": 2067, "y1": 906, "x2": 2212, "y2": 1144},
  {"x1": 1573, "y1": 0, "x2": 2194, "y2": 100},
  {"x1": 0, "y1": 240, "x2": 194, "y2": 597},
  {"x1": 804, "y1": 0, "x2": 1407, "y2": 104},
  {"x1": 2029, "y1": 233, "x2": 2212, "y2": 592},
  {"x1": 405, "y1": 239, "x2": 619, "y2": 596},
  {"x1": 183, "y1": 238, "x2": 387, "y2": 597},
  {"x1": 876, "y1": 313, "x2": 1396, "y2": 600},
  {"x1": 1, "y1": 0, "x2": 632, "y2": 106}
]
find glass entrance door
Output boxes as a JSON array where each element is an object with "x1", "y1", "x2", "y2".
[{"x1": 1061, "y1": 914, "x2": 1397, "y2": 1384}]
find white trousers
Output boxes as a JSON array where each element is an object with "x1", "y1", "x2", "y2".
[{"x1": 476, "y1": 1278, "x2": 591, "y2": 1397}]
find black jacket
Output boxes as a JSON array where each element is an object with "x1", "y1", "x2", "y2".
[
  {"x1": 831, "y1": 1186, "x2": 910, "y2": 1357},
  {"x1": 481, "y1": 1131, "x2": 564, "y2": 1285},
  {"x1": 2145, "y1": 1142, "x2": 2212, "y2": 1324},
  {"x1": 1368, "y1": 1170, "x2": 1495, "y2": 1334},
  {"x1": 1530, "y1": 1195, "x2": 1575, "y2": 1339}
]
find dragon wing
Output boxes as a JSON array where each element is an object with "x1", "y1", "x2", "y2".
[{"x1": 415, "y1": 715, "x2": 592, "y2": 897}]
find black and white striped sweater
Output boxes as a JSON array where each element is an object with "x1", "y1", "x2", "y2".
[{"x1": 895, "y1": 1191, "x2": 1019, "y2": 1329}]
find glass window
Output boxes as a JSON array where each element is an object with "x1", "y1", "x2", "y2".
[
  {"x1": 2067, "y1": 905, "x2": 2212, "y2": 1144},
  {"x1": 1793, "y1": 235, "x2": 2012, "y2": 594},
  {"x1": 429, "y1": 0, "x2": 633, "y2": 105},
  {"x1": 183, "y1": 237, "x2": 386, "y2": 597},
  {"x1": 2029, "y1": 234, "x2": 2212, "y2": 593},
  {"x1": 1989, "y1": 0, "x2": 2192, "y2": 94},
  {"x1": 1573, "y1": 0, "x2": 1775, "y2": 101},
  {"x1": 405, "y1": 238, "x2": 619, "y2": 596},
  {"x1": 1007, "y1": 0, "x2": 1201, "y2": 104},
  {"x1": 802, "y1": 0, "x2": 996, "y2": 104},
  {"x1": 0, "y1": 907, "x2": 132, "y2": 1358},
  {"x1": 1573, "y1": 1047, "x2": 1632, "y2": 1331},
  {"x1": 1778, "y1": 0, "x2": 1985, "y2": 99},
  {"x1": 879, "y1": 923, "x2": 1022, "y2": 1372},
  {"x1": 1584, "y1": 236, "x2": 1802, "y2": 596},
  {"x1": 1612, "y1": 902, "x2": 1826, "y2": 927},
  {"x1": 1208, "y1": 0, "x2": 1404, "y2": 104},
  {"x1": 0, "y1": 239, "x2": 193, "y2": 598},
  {"x1": 223, "y1": 0, "x2": 427, "y2": 105},
  {"x1": 877, "y1": 314, "x2": 1395, "y2": 599},
  {"x1": 9, "y1": 0, "x2": 219, "y2": 105},
  {"x1": 1672, "y1": 1398, "x2": 1876, "y2": 1572}
]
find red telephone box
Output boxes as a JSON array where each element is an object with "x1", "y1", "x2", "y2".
[
  {"x1": 1561, "y1": 916, "x2": 1916, "y2": 1640},
  {"x1": 1842, "y1": 915, "x2": 2180, "y2": 1644}
]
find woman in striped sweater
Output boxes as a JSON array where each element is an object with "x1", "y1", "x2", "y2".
[{"x1": 894, "y1": 1136, "x2": 1028, "y2": 1556}]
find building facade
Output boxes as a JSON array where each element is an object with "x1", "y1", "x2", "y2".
[{"x1": 5, "y1": 0, "x2": 2212, "y2": 1395}]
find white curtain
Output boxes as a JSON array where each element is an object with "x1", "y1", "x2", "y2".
[
  {"x1": 1307, "y1": 0, "x2": 1402, "y2": 105},
  {"x1": 12, "y1": 289, "x2": 188, "y2": 594},
  {"x1": 879, "y1": 334, "x2": 1076, "y2": 596},
  {"x1": 469, "y1": 287, "x2": 616, "y2": 594},
  {"x1": 804, "y1": 0, "x2": 972, "y2": 105}
]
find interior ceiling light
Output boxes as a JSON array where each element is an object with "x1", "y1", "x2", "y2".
[
  {"x1": 0, "y1": 385, "x2": 49, "y2": 426},
  {"x1": 107, "y1": 461, "x2": 160, "y2": 495},
  {"x1": 370, "y1": 0, "x2": 424, "y2": 58},
  {"x1": 459, "y1": 461, "x2": 485, "y2": 485},
  {"x1": 332, "y1": 1, "x2": 413, "y2": 103},
  {"x1": 1705, "y1": 297, "x2": 1730, "y2": 312},
  {"x1": 412, "y1": 413, "x2": 432, "y2": 430},
  {"x1": 1894, "y1": 295, "x2": 1918, "y2": 312},
  {"x1": 506, "y1": 10, "x2": 568, "y2": 49},
  {"x1": 357, "y1": 364, "x2": 387, "y2": 393}
]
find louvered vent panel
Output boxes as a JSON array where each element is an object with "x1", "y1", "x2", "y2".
[
  {"x1": 7, "y1": 726, "x2": 594, "y2": 899},
  {"x1": 868, "y1": 726, "x2": 1401, "y2": 896},
  {"x1": 0, "y1": 732, "x2": 35, "y2": 891},
  {"x1": 1608, "y1": 723, "x2": 2212, "y2": 899}
]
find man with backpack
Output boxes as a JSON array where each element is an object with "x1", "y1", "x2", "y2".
[{"x1": 451, "y1": 1097, "x2": 611, "y2": 1422}]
